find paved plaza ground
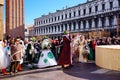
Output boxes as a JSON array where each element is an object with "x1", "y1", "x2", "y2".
[{"x1": 0, "y1": 61, "x2": 120, "y2": 80}]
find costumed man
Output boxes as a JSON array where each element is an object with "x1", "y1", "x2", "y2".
[
  {"x1": 10, "y1": 38, "x2": 23, "y2": 75},
  {"x1": 25, "y1": 40, "x2": 34, "y2": 67},
  {"x1": 58, "y1": 30, "x2": 72, "y2": 69},
  {"x1": 37, "y1": 36, "x2": 57, "y2": 68},
  {"x1": 0, "y1": 40, "x2": 10, "y2": 75}
]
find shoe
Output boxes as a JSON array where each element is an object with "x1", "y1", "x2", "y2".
[
  {"x1": 10, "y1": 72, "x2": 14, "y2": 75},
  {"x1": 68, "y1": 65, "x2": 73, "y2": 68},
  {"x1": 3, "y1": 73, "x2": 9, "y2": 75},
  {"x1": 15, "y1": 70, "x2": 18, "y2": 73}
]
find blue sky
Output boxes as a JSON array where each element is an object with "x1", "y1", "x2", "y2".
[
  {"x1": 24, "y1": 0, "x2": 87, "y2": 25},
  {"x1": 4, "y1": 0, "x2": 87, "y2": 25}
]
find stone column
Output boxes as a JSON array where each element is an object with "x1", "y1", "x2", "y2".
[
  {"x1": 67, "y1": 23, "x2": 69, "y2": 30},
  {"x1": 50, "y1": 26, "x2": 52, "y2": 33},
  {"x1": 98, "y1": 18, "x2": 102, "y2": 28},
  {"x1": 113, "y1": 0, "x2": 119, "y2": 8},
  {"x1": 71, "y1": 22, "x2": 74, "y2": 31},
  {"x1": 105, "y1": 1, "x2": 110, "y2": 11},
  {"x1": 80, "y1": 21, "x2": 83, "y2": 29},
  {"x1": 56, "y1": 25, "x2": 58, "y2": 32},
  {"x1": 86, "y1": 20, "x2": 89, "y2": 29},
  {"x1": 92, "y1": 19, "x2": 95, "y2": 28},
  {"x1": 0, "y1": 1, "x2": 4, "y2": 40},
  {"x1": 105, "y1": 17, "x2": 109, "y2": 27},
  {"x1": 86, "y1": 7, "x2": 89, "y2": 15},
  {"x1": 76, "y1": 22, "x2": 79, "y2": 30},
  {"x1": 39, "y1": 28, "x2": 41, "y2": 34},
  {"x1": 59, "y1": 25, "x2": 61, "y2": 32},
  {"x1": 41, "y1": 28, "x2": 42, "y2": 34},
  {"x1": 98, "y1": 3, "x2": 102, "y2": 12},
  {"x1": 81, "y1": 8, "x2": 84, "y2": 16},
  {"x1": 71, "y1": 9, "x2": 74, "y2": 17},
  {"x1": 114, "y1": 15, "x2": 117, "y2": 26},
  {"x1": 53, "y1": 26, "x2": 55, "y2": 33},
  {"x1": 92, "y1": 6, "x2": 95, "y2": 13},
  {"x1": 42, "y1": 27, "x2": 44, "y2": 34},
  {"x1": 63, "y1": 24, "x2": 65, "y2": 31},
  {"x1": 76, "y1": 8, "x2": 78, "y2": 16}
]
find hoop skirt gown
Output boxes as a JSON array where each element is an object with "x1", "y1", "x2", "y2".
[
  {"x1": 37, "y1": 38, "x2": 57, "y2": 68},
  {"x1": 0, "y1": 42, "x2": 10, "y2": 69},
  {"x1": 37, "y1": 50, "x2": 57, "y2": 68}
]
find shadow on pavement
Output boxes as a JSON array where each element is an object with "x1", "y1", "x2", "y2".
[{"x1": 63, "y1": 62, "x2": 120, "y2": 80}]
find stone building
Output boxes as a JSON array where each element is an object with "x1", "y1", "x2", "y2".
[
  {"x1": 0, "y1": 0, "x2": 4, "y2": 40},
  {"x1": 6, "y1": 0, "x2": 25, "y2": 39},
  {"x1": 34, "y1": 0, "x2": 120, "y2": 39},
  {"x1": 25, "y1": 24, "x2": 34, "y2": 41}
]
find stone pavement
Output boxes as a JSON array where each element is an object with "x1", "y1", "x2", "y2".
[{"x1": 0, "y1": 61, "x2": 120, "y2": 80}]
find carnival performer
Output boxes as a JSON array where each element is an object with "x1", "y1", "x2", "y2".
[
  {"x1": 9, "y1": 38, "x2": 23, "y2": 75},
  {"x1": 58, "y1": 30, "x2": 72, "y2": 69},
  {"x1": 72, "y1": 34, "x2": 80, "y2": 62},
  {"x1": 0, "y1": 40, "x2": 10, "y2": 75},
  {"x1": 25, "y1": 40, "x2": 34, "y2": 67},
  {"x1": 88, "y1": 39, "x2": 94, "y2": 60},
  {"x1": 37, "y1": 36, "x2": 57, "y2": 68},
  {"x1": 17, "y1": 39, "x2": 25, "y2": 71},
  {"x1": 78, "y1": 35, "x2": 85, "y2": 62}
]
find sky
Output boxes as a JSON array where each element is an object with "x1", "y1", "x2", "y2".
[
  {"x1": 4, "y1": 0, "x2": 87, "y2": 26},
  {"x1": 24, "y1": 0, "x2": 87, "y2": 25}
]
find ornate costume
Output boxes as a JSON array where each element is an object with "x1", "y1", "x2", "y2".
[
  {"x1": 37, "y1": 38, "x2": 57, "y2": 68},
  {"x1": 58, "y1": 35, "x2": 71, "y2": 66},
  {"x1": 0, "y1": 41, "x2": 10, "y2": 69},
  {"x1": 78, "y1": 36, "x2": 87, "y2": 62}
]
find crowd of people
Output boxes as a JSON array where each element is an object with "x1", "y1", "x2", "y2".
[{"x1": 0, "y1": 30, "x2": 120, "y2": 76}]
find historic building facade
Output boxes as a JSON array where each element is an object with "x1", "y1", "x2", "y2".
[
  {"x1": 25, "y1": 24, "x2": 34, "y2": 41},
  {"x1": 6, "y1": 0, "x2": 25, "y2": 39},
  {"x1": 0, "y1": 0, "x2": 4, "y2": 40},
  {"x1": 34, "y1": 0, "x2": 120, "y2": 39}
]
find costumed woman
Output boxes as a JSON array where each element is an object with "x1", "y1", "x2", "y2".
[
  {"x1": 0, "y1": 40, "x2": 10, "y2": 75},
  {"x1": 58, "y1": 30, "x2": 72, "y2": 69},
  {"x1": 72, "y1": 34, "x2": 80, "y2": 62},
  {"x1": 88, "y1": 38, "x2": 94, "y2": 60},
  {"x1": 37, "y1": 36, "x2": 57, "y2": 68},
  {"x1": 78, "y1": 35, "x2": 85, "y2": 62}
]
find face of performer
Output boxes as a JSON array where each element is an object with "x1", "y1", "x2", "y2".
[
  {"x1": 15, "y1": 39, "x2": 20, "y2": 45},
  {"x1": 66, "y1": 30, "x2": 70, "y2": 36},
  {"x1": 80, "y1": 36, "x2": 84, "y2": 41}
]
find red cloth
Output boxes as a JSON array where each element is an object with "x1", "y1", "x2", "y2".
[
  {"x1": 92, "y1": 41, "x2": 96, "y2": 50},
  {"x1": 18, "y1": 64, "x2": 23, "y2": 71},
  {"x1": 58, "y1": 35, "x2": 71, "y2": 65},
  {"x1": 2, "y1": 69, "x2": 7, "y2": 75}
]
